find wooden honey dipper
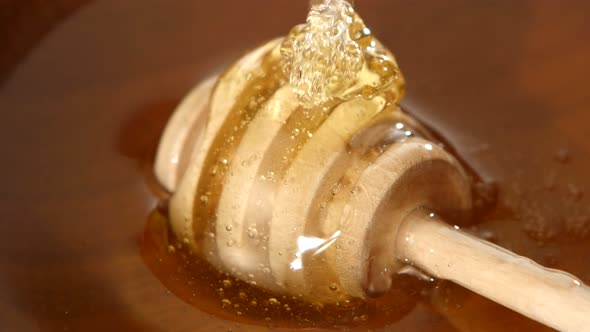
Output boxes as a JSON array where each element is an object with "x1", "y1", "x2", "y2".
[{"x1": 154, "y1": 1, "x2": 590, "y2": 330}]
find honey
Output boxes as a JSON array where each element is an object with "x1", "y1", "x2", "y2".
[
  {"x1": 2, "y1": 1, "x2": 589, "y2": 331},
  {"x1": 142, "y1": 205, "x2": 421, "y2": 329},
  {"x1": 281, "y1": 0, "x2": 404, "y2": 108}
]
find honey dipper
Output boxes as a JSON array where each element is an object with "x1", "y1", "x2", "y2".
[{"x1": 153, "y1": 1, "x2": 590, "y2": 331}]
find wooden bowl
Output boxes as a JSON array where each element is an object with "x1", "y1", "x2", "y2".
[{"x1": 1, "y1": 1, "x2": 589, "y2": 331}]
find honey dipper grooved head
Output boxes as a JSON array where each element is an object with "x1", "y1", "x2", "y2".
[{"x1": 154, "y1": 38, "x2": 471, "y2": 302}]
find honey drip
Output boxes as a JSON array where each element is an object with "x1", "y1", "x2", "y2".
[{"x1": 281, "y1": 0, "x2": 405, "y2": 109}]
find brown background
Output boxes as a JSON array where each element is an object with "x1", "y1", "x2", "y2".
[{"x1": 1, "y1": 1, "x2": 589, "y2": 331}]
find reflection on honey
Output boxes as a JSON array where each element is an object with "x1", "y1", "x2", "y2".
[
  {"x1": 1, "y1": 1, "x2": 589, "y2": 331},
  {"x1": 141, "y1": 205, "x2": 421, "y2": 329}
]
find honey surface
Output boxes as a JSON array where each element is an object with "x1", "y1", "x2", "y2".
[{"x1": 1, "y1": 1, "x2": 590, "y2": 331}]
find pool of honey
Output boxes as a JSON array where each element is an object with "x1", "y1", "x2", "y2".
[{"x1": 1, "y1": 1, "x2": 589, "y2": 331}]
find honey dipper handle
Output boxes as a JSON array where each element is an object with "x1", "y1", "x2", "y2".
[{"x1": 396, "y1": 209, "x2": 590, "y2": 332}]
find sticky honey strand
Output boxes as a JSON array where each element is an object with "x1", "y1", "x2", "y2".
[
  {"x1": 281, "y1": 0, "x2": 405, "y2": 109},
  {"x1": 141, "y1": 207, "x2": 424, "y2": 328}
]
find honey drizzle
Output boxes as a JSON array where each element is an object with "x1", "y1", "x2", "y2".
[
  {"x1": 192, "y1": 47, "x2": 285, "y2": 259},
  {"x1": 281, "y1": 0, "x2": 405, "y2": 108}
]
